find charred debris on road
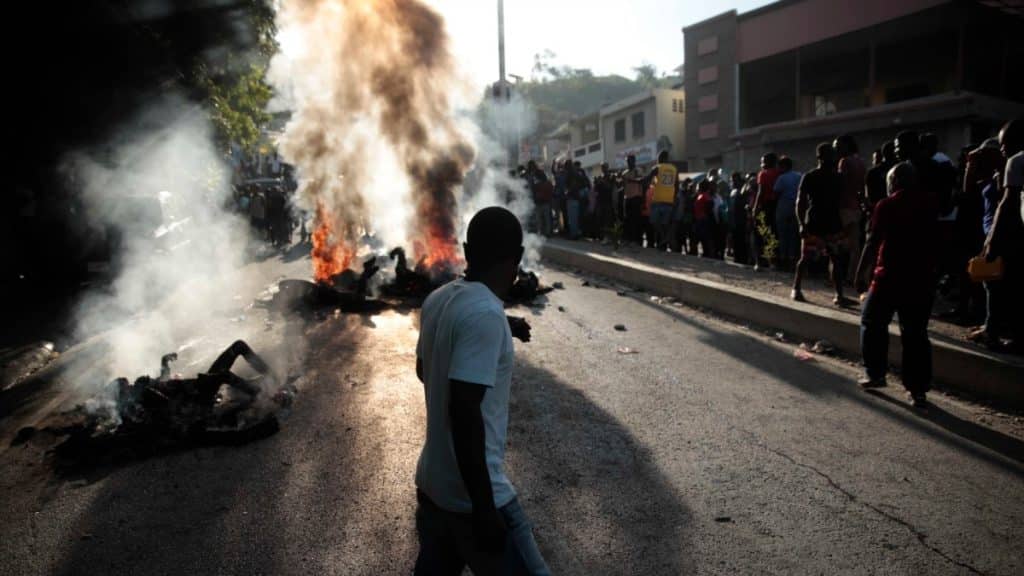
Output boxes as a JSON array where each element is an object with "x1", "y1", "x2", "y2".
[
  {"x1": 260, "y1": 246, "x2": 554, "y2": 316},
  {"x1": 13, "y1": 340, "x2": 296, "y2": 473}
]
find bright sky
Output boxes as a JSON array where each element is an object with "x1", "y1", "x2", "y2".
[{"x1": 435, "y1": 0, "x2": 775, "y2": 91}]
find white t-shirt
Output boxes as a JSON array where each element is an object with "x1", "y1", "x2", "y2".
[
  {"x1": 1006, "y1": 152, "x2": 1024, "y2": 224},
  {"x1": 415, "y1": 279, "x2": 516, "y2": 513}
]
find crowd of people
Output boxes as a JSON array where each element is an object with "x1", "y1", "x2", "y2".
[
  {"x1": 521, "y1": 119, "x2": 1023, "y2": 403},
  {"x1": 230, "y1": 159, "x2": 307, "y2": 248}
]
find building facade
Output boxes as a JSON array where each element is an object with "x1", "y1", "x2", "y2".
[
  {"x1": 600, "y1": 88, "x2": 687, "y2": 170},
  {"x1": 683, "y1": 0, "x2": 1024, "y2": 172}
]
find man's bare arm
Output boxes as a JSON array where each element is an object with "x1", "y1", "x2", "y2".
[{"x1": 450, "y1": 380, "x2": 505, "y2": 553}]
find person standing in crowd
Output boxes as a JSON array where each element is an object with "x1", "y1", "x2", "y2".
[
  {"x1": 975, "y1": 119, "x2": 1023, "y2": 351},
  {"x1": 594, "y1": 163, "x2": 615, "y2": 241},
  {"x1": 854, "y1": 161, "x2": 937, "y2": 407},
  {"x1": 573, "y1": 161, "x2": 593, "y2": 239},
  {"x1": 864, "y1": 140, "x2": 897, "y2": 214},
  {"x1": 622, "y1": 154, "x2": 645, "y2": 244},
  {"x1": 729, "y1": 172, "x2": 750, "y2": 264},
  {"x1": 414, "y1": 207, "x2": 549, "y2": 575},
  {"x1": 752, "y1": 154, "x2": 781, "y2": 265},
  {"x1": 835, "y1": 134, "x2": 866, "y2": 283},
  {"x1": 528, "y1": 161, "x2": 553, "y2": 238},
  {"x1": 792, "y1": 142, "x2": 849, "y2": 305},
  {"x1": 693, "y1": 179, "x2": 716, "y2": 257},
  {"x1": 552, "y1": 160, "x2": 567, "y2": 236},
  {"x1": 249, "y1": 186, "x2": 267, "y2": 240},
  {"x1": 669, "y1": 177, "x2": 691, "y2": 253},
  {"x1": 564, "y1": 162, "x2": 583, "y2": 240},
  {"x1": 646, "y1": 150, "x2": 677, "y2": 251},
  {"x1": 773, "y1": 156, "x2": 802, "y2": 271},
  {"x1": 956, "y1": 139, "x2": 1001, "y2": 327}
]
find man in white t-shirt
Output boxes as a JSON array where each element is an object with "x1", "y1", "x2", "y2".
[
  {"x1": 983, "y1": 119, "x2": 1023, "y2": 350},
  {"x1": 414, "y1": 207, "x2": 550, "y2": 575}
]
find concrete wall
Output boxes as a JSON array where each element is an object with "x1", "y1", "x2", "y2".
[
  {"x1": 736, "y1": 0, "x2": 949, "y2": 64},
  {"x1": 683, "y1": 11, "x2": 738, "y2": 172}
]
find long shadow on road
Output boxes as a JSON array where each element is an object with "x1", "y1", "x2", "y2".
[
  {"x1": 507, "y1": 359, "x2": 695, "y2": 575},
  {"x1": 622, "y1": 291, "x2": 1024, "y2": 476}
]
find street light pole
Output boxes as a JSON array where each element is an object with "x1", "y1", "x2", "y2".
[{"x1": 498, "y1": 0, "x2": 506, "y2": 84}]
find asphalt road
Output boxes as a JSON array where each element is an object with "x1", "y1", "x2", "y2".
[{"x1": 1, "y1": 256, "x2": 1022, "y2": 575}]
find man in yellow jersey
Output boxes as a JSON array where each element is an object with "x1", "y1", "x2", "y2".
[{"x1": 648, "y1": 150, "x2": 678, "y2": 251}]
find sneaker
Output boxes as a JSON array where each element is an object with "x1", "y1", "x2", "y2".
[
  {"x1": 791, "y1": 290, "x2": 806, "y2": 302},
  {"x1": 858, "y1": 377, "x2": 887, "y2": 389},
  {"x1": 908, "y1": 392, "x2": 928, "y2": 408},
  {"x1": 833, "y1": 296, "x2": 854, "y2": 307}
]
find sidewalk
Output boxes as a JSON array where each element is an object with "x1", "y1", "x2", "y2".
[{"x1": 541, "y1": 238, "x2": 1024, "y2": 408}]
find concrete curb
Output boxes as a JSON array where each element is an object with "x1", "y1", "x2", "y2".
[{"x1": 542, "y1": 242, "x2": 1024, "y2": 408}]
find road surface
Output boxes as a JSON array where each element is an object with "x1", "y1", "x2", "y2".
[{"x1": 1, "y1": 255, "x2": 1021, "y2": 575}]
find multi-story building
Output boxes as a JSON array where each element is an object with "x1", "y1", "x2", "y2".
[
  {"x1": 601, "y1": 88, "x2": 687, "y2": 169},
  {"x1": 683, "y1": 0, "x2": 1023, "y2": 172},
  {"x1": 568, "y1": 111, "x2": 604, "y2": 171}
]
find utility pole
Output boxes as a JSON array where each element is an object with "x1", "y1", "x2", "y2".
[{"x1": 498, "y1": 0, "x2": 506, "y2": 84}]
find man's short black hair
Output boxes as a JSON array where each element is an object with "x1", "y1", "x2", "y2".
[
  {"x1": 779, "y1": 156, "x2": 793, "y2": 171},
  {"x1": 465, "y1": 206, "x2": 523, "y2": 274},
  {"x1": 658, "y1": 150, "x2": 669, "y2": 163}
]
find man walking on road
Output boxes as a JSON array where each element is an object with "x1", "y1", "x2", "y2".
[
  {"x1": 854, "y1": 162, "x2": 937, "y2": 408},
  {"x1": 414, "y1": 207, "x2": 550, "y2": 575}
]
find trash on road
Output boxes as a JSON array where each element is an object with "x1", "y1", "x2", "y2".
[
  {"x1": 794, "y1": 348, "x2": 816, "y2": 362},
  {"x1": 811, "y1": 340, "x2": 836, "y2": 354},
  {"x1": 617, "y1": 347, "x2": 639, "y2": 354},
  {"x1": 552, "y1": 281, "x2": 565, "y2": 290},
  {"x1": 614, "y1": 324, "x2": 627, "y2": 331}
]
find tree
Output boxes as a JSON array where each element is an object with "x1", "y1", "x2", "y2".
[
  {"x1": 193, "y1": 0, "x2": 278, "y2": 153},
  {"x1": 633, "y1": 64, "x2": 659, "y2": 88}
]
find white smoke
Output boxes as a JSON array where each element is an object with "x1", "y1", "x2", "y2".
[{"x1": 60, "y1": 94, "x2": 256, "y2": 384}]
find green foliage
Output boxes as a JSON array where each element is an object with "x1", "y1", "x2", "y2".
[
  {"x1": 755, "y1": 211, "x2": 778, "y2": 260},
  {"x1": 192, "y1": 0, "x2": 277, "y2": 154}
]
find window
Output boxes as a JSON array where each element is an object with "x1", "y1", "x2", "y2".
[
  {"x1": 631, "y1": 111, "x2": 645, "y2": 139},
  {"x1": 698, "y1": 65, "x2": 718, "y2": 85},
  {"x1": 587, "y1": 142, "x2": 601, "y2": 153},
  {"x1": 813, "y1": 95, "x2": 837, "y2": 117},
  {"x1": 699, "y1": 122, "x2": 718, "y2": 140},
  {"x1": 672, "y1": 99, "x2": 677, "y2": 113},
  {"x1": 698, "y1": 94, "x2": 718, "y2": 112},
  {"x1": 698, "y1": 36, "x2": 718, "y2": 56},
  {"x1": 614, "y1": 118, "x2": 626, "y2": 143}
]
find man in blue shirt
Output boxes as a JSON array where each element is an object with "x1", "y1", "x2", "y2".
[{"x1": 773, "y1": 156, "x2": 802, "y2": 269}]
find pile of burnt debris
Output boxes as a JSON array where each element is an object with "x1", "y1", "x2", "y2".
[
  {"x1": 261, "y1": 247, "x2": 553, "y2": 316},
  {"x1": 13, "y1": 341, "x2": 296, "y2": 471}
]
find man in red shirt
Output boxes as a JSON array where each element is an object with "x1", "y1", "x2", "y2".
[
  {"x1": 752, "y1": 153, "x2": 780, "y2": 267},
  {"x1": 836, "y1": 134, "x2": 866, "y2": 282},
  {"x1": 854, "y1": 162, "x2": 937, "y2": 408},
  {"x1": 693, "y1": 179, "x2": 716, "y2": 257}
]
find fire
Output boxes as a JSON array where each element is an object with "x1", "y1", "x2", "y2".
[
  {"x1": 414, "y1": 226, "x2": 462, "y2": 275},
  {"x1": 311, "y1": 202, "x2": 354, "y2": 284}
]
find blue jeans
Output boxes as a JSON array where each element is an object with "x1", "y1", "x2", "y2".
[
  {"x1": 414, "y1": 491, "x2": 550, "y2": 576},
  {"x1": 566, "y1": 198, "x2": 580, "y2": 238},
  {"x1": 775, "y1": 202, "x2": 799, "y2": 262},
  {"x1": 860, "y1": 288, "x2": 933, "y2": 394},
  {"x1": 649, "y1": 203, "x2": 673, "y2": 248}
]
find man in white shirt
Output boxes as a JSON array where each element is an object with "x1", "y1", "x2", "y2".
[{"x1": 414, "y1": 207, "x2": 550, "y2": 575}]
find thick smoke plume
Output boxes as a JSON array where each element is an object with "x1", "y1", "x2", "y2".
[
  {"x1": 271, "y1": 0, "x2": 536, "y2": 279},
  {"x1": 60, "y1": 95, "x2": 272, "y2": 388}
]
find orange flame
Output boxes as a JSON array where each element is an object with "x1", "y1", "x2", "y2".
[
  {"x1": 311, "y1": 202, "x2": 354, "y2": 284},
  {"x1": 414, "y1": 225, "x2": 463, "y2": 275}
]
